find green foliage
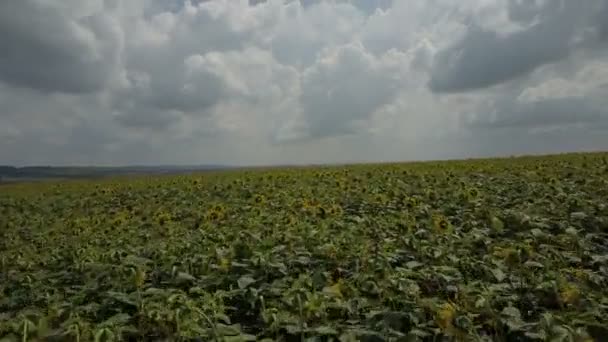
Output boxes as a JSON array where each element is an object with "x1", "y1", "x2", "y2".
[{"x1": 1, "y1": 152, "x2": 608, "y2": 341}]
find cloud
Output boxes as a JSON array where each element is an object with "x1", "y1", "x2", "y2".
[
  {"x1": 472, "y1": 97, "x2": 607, "y2": 129},
  {"x1": 429, "y1": 0, "x2": 608, "y2": 93},
  {"x1": 0, "y1": 0, "x2": 607, "y2": 166},
  {"x1": 298, "y1": 42, "x2": 404, "y2": 139},
  {"x1": 0, "y1": 0, "x2": 124, "y2": 94}
]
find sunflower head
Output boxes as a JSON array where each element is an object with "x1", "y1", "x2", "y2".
[
  {"x1": 132, "y1": 267, "x2": 146, "y2": 288},
  {"x1": 436, "y1": 302, "x2": 457, "y2": 331},
  {"x1": 283, "y1": 215, "x2": 297, "y2": 226},
  {"x1": 253, "y1": 194, "x2": 266, "y2": 205},
  {"x1": 467, "y1": 188, "x2": 479, "y2": 199},
  {"x1": 213, "y1": 204, "x2": 226, "y2": 214},
  {"x1": 503, "y1": 248, "x2": 521, "y2": 268},
  {"x1": 559, "y1": 283, "x2": 581, "y2": 306},
  {"x1": 302, "y1": 199, "x2": 318, "y2": 210},
  {"x1": 155, "y1": 212, "x2": 172, "y2": 226},
  {"x1": 374, "y1": 194, "x2": 388, "y2": 205},
  {"x1": 405, "y1": 196, "x2": 418, "y2": 209},
  {"x1": 317, "y1": 206, "x2": 328, "y2": 219},
  {"x1": 571, "y1": 268, "x2": 588, "y2": 281},
  {"x1": 426, "y1": 190, "x2": 438, "y2": 201},
  {"x1": 433, "y1": 215, "x2": 451, "y2": 233},
  {"x1": 329, "y1": 204, "x2": 344, "y2": 216},
  {"x1": 205, "y1": 208, "x2": 223, "y2": 222},
  {"x1": 219, "y1": 257, "x2": 231, "y2": 272}
]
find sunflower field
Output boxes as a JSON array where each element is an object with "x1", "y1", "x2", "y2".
[{"x1": 1, "y1": 153, "x2": 608, "y2": 341}]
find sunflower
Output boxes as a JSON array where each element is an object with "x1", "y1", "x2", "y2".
[
  {"x1": 435, "y1": 302, "x2": 457, "y2": 331},
  {"x1": 503, "y1": 248, "x2": 521, "y2": 268},
  {"x1": 433, "y1": 215, "x2": 451, "y2": 233},
  {"x1": 559, "y1": 283, "x2": 581, "y2": 306},
  {"x1": 426, "y1": 189, "x2": 438, "y2": 201},
  {"x1": 219, "y1": 257, "x2": 231, "y2": 272},
  {"x1": 302, "y1": 199, "x2": 318, "y2": 210},
  {"x1": 374, "y1": 194, "x2": 388, "y2": 205},
  {"x1": 329, "y1": 204, "x2": 344, "y2": 217},
  {"x1": 250, "y1": 207, "x2": 262, "y2": 217},
  {"x1": 132, "y1": 267, "x2": 146, "y2": 289},
  {"x1": 253, "y1": 194, "x2": 266, "y2": 205},
  {"x1": 316, "y1": 206, "x2": 328, "y2": 219},
  {"x1": 467, "y1": 187, "x2": 479, "y2": 199},
  {"x1": 155, "y1": 212, "x2": 172, "y2": 226},
  {"x1": 283, "y1": 214, "x2": 297, "y2": 226},
  {"x1": 404, "y1": 196, "x2": 419, "y2": 209},
  {"x1": 212, "y1": 204, "x2": 226, "y2": 214},
  {"x1": 204, "y1": 207, "x2": 224, "y2": 222}
]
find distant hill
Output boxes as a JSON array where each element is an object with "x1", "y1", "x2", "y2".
[{"x1": 0, "y1": 165, "x2": 233, "y2": 183}]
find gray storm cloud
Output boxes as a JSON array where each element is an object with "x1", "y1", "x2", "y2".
[
  {"x1": 429, "y1": 0, "x2": 608, "y2": 93},
  {"x1": 0, "y1": 1, "x2": 123, "y2": 94},
  {"x1": 0, "y1": 0, "x2": 607, "y2": 166}
]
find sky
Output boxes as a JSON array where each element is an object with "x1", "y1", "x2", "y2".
[{"x1": 0, "y1": 0, "x2": 607, "y2": 166}]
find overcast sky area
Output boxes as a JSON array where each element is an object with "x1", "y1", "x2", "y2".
[{"x1": 1, "y1": 0, "x2": 607, "y2": 166}]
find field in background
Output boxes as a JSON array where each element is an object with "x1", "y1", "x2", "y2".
[{"x1": 1, "y1": 152, "x2": 608, "y2": 341}]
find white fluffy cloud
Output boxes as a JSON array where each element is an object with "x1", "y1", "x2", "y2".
[{"x1": 0, "y1": 0, "x2": 607, "y2": 166}]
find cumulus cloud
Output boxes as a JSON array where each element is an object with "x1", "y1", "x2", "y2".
[
  {"x1": 298, "y1": 42, "x2": 404, "y2": 139},
  {"x1": 0, "y1": 0, "x2": 124, "y2": 94},
  {"x1": 429, "y1": 0, "x2": 608, "y2": 93},
  {"x1": 0, "y1": 0, "x2": 607, "y2": 166}
]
